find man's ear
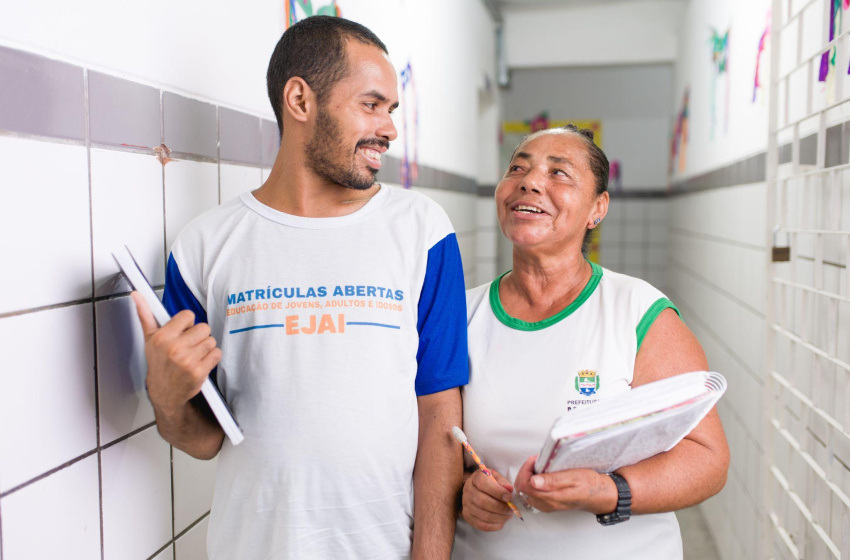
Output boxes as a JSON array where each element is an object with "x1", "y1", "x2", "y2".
[{"x1": 282, "y1": 77, "x2": 314, "y2": 124}]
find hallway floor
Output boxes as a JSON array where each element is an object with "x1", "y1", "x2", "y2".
[{"x1": 677, "y1": 506, "x2": 720, "y2": 560}]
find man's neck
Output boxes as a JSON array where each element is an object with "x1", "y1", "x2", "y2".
[{"x1": 252, "y1": 149, "x2": 380, "y2": 218}]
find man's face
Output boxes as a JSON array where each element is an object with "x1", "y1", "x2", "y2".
[{"x1": 306, "y1": 41, "x2": 399, "y2": 190}]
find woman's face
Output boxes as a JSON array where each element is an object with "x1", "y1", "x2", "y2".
[{"x1": 495, "y1": 131, "x2": 605, "y2": 254}]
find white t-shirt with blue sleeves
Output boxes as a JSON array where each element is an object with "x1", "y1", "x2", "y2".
[{"x1": 162, "y1": 185, "x2": 468, "y2": 559}]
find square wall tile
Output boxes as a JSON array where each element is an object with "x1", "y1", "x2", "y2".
[
  {"x1": 0, "y1": 137, "x2": 91, "y2": 313},
  {"x1": 163, "y1": 93, "x2": 217, "y2": 159},
  {"x1": 165, "y1": 160, "x2": 220, "y2": 252},
  {"x1": 475, "y1": 229, "x2": 498, "y2": 260},
  {"x1": 476, "y1": 197, "x2": 497, "y2": 227},
  {"x1": 219, "y1": 108, "x2": 260, "y2": 165},
  {"x1": 261, "y1": 120, "x2": 279, "y2": 167},
  {"x1": 152, "y1": 546, "x2": 175, "y2": 560},
  {"x1": 220, "y1": 163, "x2": 261, "y2": 203},
  {"x1": 0, "y1": 46, "x2": 85, "y2": 141},
  {"x1": 89, "y1": 71, "x2": 161, "y2": 149},
  {"x1": 173, "y1": 450, "x2": 217, "y2": 534},
  {"x1": 102, "y1": 427, "x2": 172, "y2": 560},
  {"x1": 96, "y1": 296, "x2": 155, "y2": 446},
  {"x1": 91, "y1": 149, "x2": 165, "y2": 296},
  {"x1": 1, "y1": 455, "x2": 100, "y2": 560},
  {"x1": 0, "y1": 305, "x2": 96, "y2": 492},
  {"x1": 175, "y1": 516, "x2": 208, "y2": 560}
]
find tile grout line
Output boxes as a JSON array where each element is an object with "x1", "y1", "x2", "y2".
[
  {"x1": 144, "y1": 510, "x2": 211, "y2": 560},
  {"x1": 217, "y1": 105, "x2": 222, "y2": 206},
  {"x1": 0, "y1": 449, "x2": 100, "y2": 499},
  {"x1": 161, "y1": 88, "x2": 168, "y2": 279},
  {"x1": 669, "y1": 226, "x2": 766, "y2": 252},
  {"x1": 83, "y1": 66, "x2": 107, "y2": 560},
  {"x1": 100, "y1": 422, "x2": 158, "y2": 452},
  {"x1": 0, "y1": 459, "x2": 3, "y2": 560},
  {"x1": 668, "y1": 257, "x2": 766, "y2": 320},
  {"x1": 0, "y1": 287, "x2": 167, "y2": 320},
  {"x1": 0, "y1": 422, "x2": 158, "y2": 501}
]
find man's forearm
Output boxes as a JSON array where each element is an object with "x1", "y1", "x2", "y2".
[
  {"x1": 412, "y1": 389, "x2": 463, "y2": 559},
  {"x1": 153, "y1": 395, "x2": 224, "y2": 460}
]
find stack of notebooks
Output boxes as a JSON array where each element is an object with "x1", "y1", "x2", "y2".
[{"x1": 535, "y1": 371, "x2": 726, "y2": 474}]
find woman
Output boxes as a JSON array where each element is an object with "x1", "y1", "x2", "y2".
[{"x1": 453, "y1": 126, "x2": 729, "y2": 560}]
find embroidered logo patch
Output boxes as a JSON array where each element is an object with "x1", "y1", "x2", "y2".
[{"x1": 575, "y1": 370, "x2": 600, "y2": 396}]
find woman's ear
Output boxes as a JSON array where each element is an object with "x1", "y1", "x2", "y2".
[
  {"x1": 282, "y1": 77, "x2": 314, "y2": 124},
  {"x1": 589, "y1": 192, "x2": 610, "y2": 229}
]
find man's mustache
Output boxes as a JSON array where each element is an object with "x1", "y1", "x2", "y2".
[{"x1": 356, "y1": 138, "x2": 390, "y2": 151}]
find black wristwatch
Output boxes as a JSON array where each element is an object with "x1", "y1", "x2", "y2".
[{"x1": 596, "y1": 472, "x2": 631, "y2": 525}]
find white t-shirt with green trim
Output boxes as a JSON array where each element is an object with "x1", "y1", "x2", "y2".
[{"x1": 454, "y1": 263, "x2": 683, "y2": 560}]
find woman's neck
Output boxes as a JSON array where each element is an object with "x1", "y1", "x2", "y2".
[{"x1": 500, "y1": 250, "x2": 592, "y2": 322}]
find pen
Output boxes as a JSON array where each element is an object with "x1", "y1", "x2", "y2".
[{"x1": 452, "y1": 426, "x2": 524, "y2": 521}]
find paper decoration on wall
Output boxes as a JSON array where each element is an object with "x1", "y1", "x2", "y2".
[
  {"x1": 753, "y1": 12, "x2": 771, "y2": 103},
  {"x1": 609, "y1": 160, "x2": 622, "y2": 192},
  {"x1": 502, "y1": 117, "x2": 603, "y2": 147},
  {"x1": 399, "y1": 62, "x2": 419, "y2": 189},
  {"x1": 818, "y1": 0, "x2": 850, "y2": 103},
  {"x1": 286, "y1": 0, "x2": 341, "y2": 29},
  {"x1": 709, "y1": 27, "x2": 730, "y2": 139},
  {"x1": 670, "y1": 88, "x2": 689, "y2": 175}
]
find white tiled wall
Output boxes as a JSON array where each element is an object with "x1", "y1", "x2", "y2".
[
  {"x1": 597, "y1": 198, "x2": 669, "y2": 291},
  {"x1": 101, "y1": 428, "x2": 172, "y2": 560},
  {"x1": 667, "y1": 182, "x2": 768, "y2": 559},
  {"x1": 0, "y1": 131, "x2": 271, "y2": 559},
  {"x1": 0, "y1": 304, "x2": 96, "y2": 493},
  {"x1": 91, "y1": 149, "x2": 165, "y2": 296},
  {"x1": 220, "y1": 163, "x2": 263, "y2": 204},
  {"x1": 1, "y1": 455, "x2": 100, "y2": 559},
  {"x1": 0, "y1": 137, "x2": 92, "y2": 314}
]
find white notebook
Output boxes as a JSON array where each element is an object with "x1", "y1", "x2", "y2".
[
  {"x1": 534, "y1": 371, "x2": 726, "y2": 474},
  {"x1": 112, "y1": 246, "x2": 244, "y2": 446}
]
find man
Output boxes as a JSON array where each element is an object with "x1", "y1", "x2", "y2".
[{"x1": 132, "y1": 16, "x2": 467, "y2": 559}]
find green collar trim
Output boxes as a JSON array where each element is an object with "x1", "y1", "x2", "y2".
[{"x1": 489, "y1": 261, "x2": 603, "y2": 331}]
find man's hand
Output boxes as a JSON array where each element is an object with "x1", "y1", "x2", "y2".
[
  {"x1": 132, "y1": 292, "x2": 221, "y2": 417},
  {"x1": 460, "y1": 468, "x2": 514, "y2": 532},
  {"x1": 131, "y1": 292, "x2": 224, "y2": 459},
  {"x1": 513, "y1": 456, "x2": 617, "y2": 515}
]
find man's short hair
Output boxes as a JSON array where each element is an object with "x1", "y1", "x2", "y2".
[{"x1": 266, "y1": 15, "x2": 388, "y2": 137}]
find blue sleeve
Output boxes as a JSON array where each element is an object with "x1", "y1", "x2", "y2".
[
  {"x1": 162, "y1": 253, "x2": 218, "y2": 385},
  {"x1": 162, "y1": 253, "x2": 207, "y2": 324},
  {"x1": 415, "y1": 233, "x2": 469, "y2": 396}
]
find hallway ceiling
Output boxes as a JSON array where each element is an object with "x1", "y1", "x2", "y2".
[{"x1": 496, "y1": 0, "x2": 684, "y2": 7}]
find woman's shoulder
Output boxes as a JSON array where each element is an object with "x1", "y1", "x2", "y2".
[{"x1": 597, "y1": 266, "x2": 669, "y2": 308}]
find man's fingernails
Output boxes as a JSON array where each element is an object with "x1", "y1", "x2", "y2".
[
  {"x1": 531, "y1": 475, "x2": 544, "y2": 488},
  {"x1": 502, "y1": 494, "x2": 511, "y2": 501}
]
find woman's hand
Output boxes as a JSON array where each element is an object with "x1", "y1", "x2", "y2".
[
  {"x1": 460, "y1": 468, "x2": 516, "y2": 532},
  {"x1": 514, "y1": 456, "x2": 618, "y2": 514}
]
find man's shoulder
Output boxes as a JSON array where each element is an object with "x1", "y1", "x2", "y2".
[{"x1": 380, "y1": 185, "x2": 455, "y2": 242}]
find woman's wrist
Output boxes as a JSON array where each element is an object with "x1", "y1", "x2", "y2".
[{"x1": 588, "y1": 471, "x2": 620, "y2": 515}]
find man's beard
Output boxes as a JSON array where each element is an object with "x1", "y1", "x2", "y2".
[{"x1": 306, "y1": 106, "x2": 383, "y2": 191}]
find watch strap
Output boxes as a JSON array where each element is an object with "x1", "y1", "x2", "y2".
[{"x1": 596, "y1": 472, "x2": 632, "y2": 525}]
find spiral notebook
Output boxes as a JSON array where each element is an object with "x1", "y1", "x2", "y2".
[
  {"x1": 112, "y1": 246, "x2": 245, "y2": 446},
  {"x1": 534, "y1": 371, "x2": 726, "y2": 474}
]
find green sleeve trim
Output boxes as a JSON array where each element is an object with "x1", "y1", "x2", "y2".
[
  {"x1": 636, "y1": 298, "x2": 680, "y2": 351},
  {"x1": 489, "y1": 261, "x2": 603, "y2": 331}
]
